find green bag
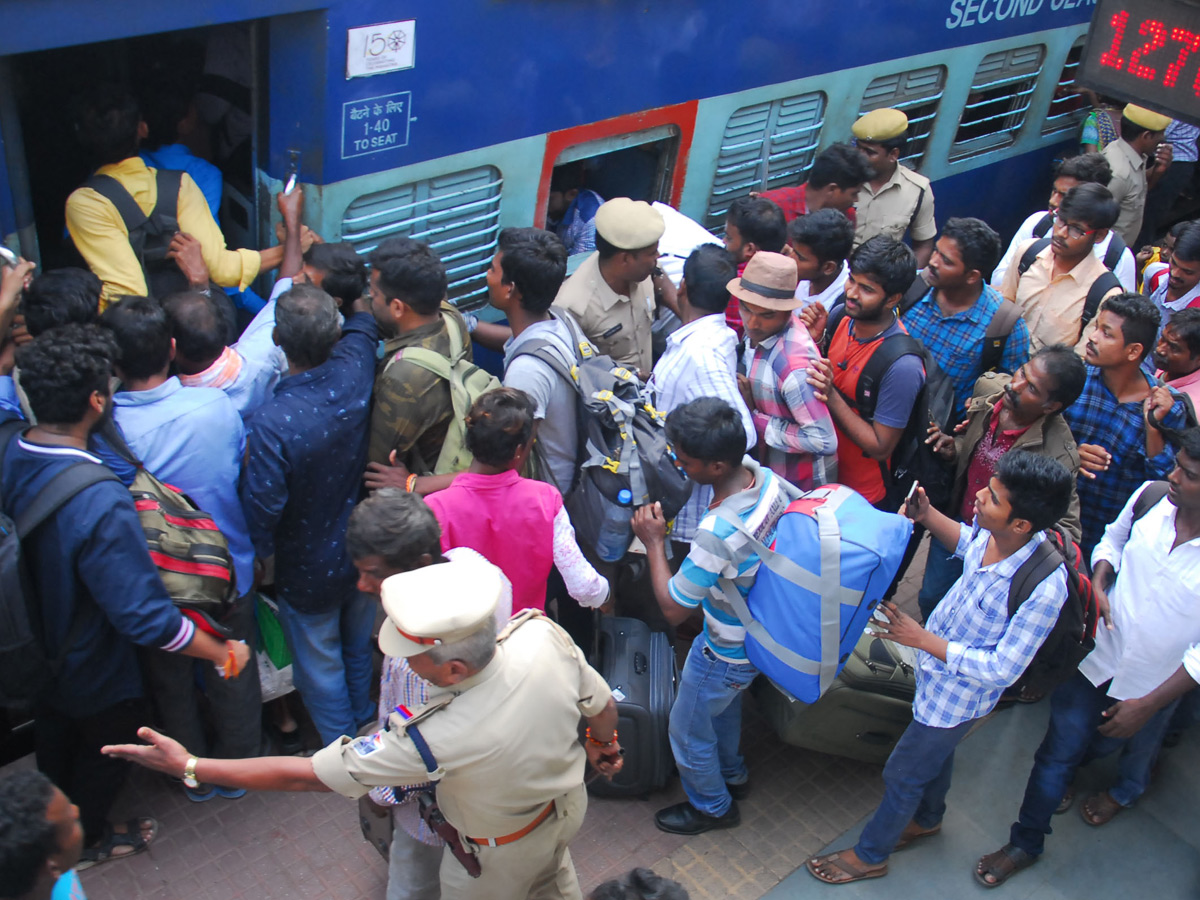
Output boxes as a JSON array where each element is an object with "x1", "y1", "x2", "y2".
[{"x1": 255, "y1": 595, "x2": 292, "y2": 670}]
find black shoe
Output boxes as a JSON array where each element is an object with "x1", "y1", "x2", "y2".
[
  {"x1": 654, "y1": 800, "x2": 741, "y2": 835},
  {"x1": 726, "y1": 780, "x2": 750, "y2": 801}
]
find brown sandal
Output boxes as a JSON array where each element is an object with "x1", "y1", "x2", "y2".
[
  {"x1": 806, "y1": 850, "x2": 888, "y2": 884},
  {"x1": 975, "y1": 843, "x2": 1037, "y2": 888},
  {"x1": 893, "y1": 821, "x2": 941, "y2": 850},
  {"x1": 1080, "y1": 791, "x2": 1126, "y2": 826}
]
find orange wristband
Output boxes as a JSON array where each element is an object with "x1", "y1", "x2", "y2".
[{"x1": 405, "y1": 473, "x2": 418, "y2": 492}]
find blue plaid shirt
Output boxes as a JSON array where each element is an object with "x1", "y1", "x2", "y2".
[
  {"x1": 1063, "y1": 366, "x2": 1184, "y2": 558},
  {"x1": 902, "y1": 284, "x2": 1030, "y2": 419},
  {"x1": 915, "y1": 524, "x2": 1068, "y2": 728}
]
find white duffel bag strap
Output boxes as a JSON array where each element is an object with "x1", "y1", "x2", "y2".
[{"x1": 711, "y1": 504, "x2": 862, "y2": 696}]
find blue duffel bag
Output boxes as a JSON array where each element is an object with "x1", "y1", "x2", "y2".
[{"x1": 715, "y1": 484, "x2": 913, "y2": 703}]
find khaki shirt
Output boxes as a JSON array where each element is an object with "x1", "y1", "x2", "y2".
[
  {"x1": 368, "y1": 302, "x2": 470, "y2": 472},
  {"x1": 1102, "y1": 138, "x2": 1148, "y2": 245},
  {"x1": 854, "y1": 164, "x2": 936, "y2": 248},
  {"x1": 554, "y1": 251, "x2": 654, "y2": 372},
  {"x1": 999, "y1": 239, "x2": 1123, "y2": 352},
  {"x1": 312, "y1": 615, "x2": 611, "y2": 839}
]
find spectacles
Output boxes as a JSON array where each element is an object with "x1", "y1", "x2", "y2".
[{"x1": 1052, "y1": 214, "x2": 1095, "y2": 241}]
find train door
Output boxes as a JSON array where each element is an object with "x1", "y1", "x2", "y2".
[
  {"x1": 0, "y1": 20, "x2": 266, "y2": 271},
  {"x1": 536, "y1": 102, "x2": 698, "y2": 250}
]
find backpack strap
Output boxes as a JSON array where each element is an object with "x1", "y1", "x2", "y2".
[
  {"x1": 854, "y1": 332, "x2": 924, "y2": 421},
  {"x1": 1083, "y1": 271, "x2": 1122, "y2": 330},
  {"x1": 1006, "y1": 534, "x2": 1066, "y2": 617},
  {"x1": 979, "y1": 299, "x2": 1023, "y2": 373},
  {"x1": 1018, "y1": 238, "x2": 1052, "y2": 277},
  {"x1": 1131, "y1": 481, "x2": 1170, "y2": 523},
  {"x1": 1103, "y1": 231, "x2": 1127, "y2": 273},
  {"x1": 15, "y1": 461, "x2": 122, "y2": 537},
  {"x1": 85, "y1": 174, "x2": 150, "y2": 237},
  {"x1": 1031, "y1": 212, "x2": 1054, "y2": 239},
  {"x1": 898, "y1": 274, "x2": 931, "y2": 316}
]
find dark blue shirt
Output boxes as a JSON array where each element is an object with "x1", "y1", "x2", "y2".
[
  {"x1": 241, "y1": 313, "x2": 378, "y2": 612},
  {"x1": 0, "y1": 421, "x2": 193, "y2": 715}
]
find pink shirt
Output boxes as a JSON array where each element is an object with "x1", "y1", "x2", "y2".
[
  {"x1": 425, "y1": 469, "x2": 561, "y2": 613},
  {"x1": 1159, "y1": 367, "x2": 1200, "y2": 410}
]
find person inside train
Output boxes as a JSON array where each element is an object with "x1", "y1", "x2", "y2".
[
  {"x1": 65, "y1": 84, "x2": 286, "y2": 312},
  {"x1": 546, "y1": 161, "x2": 605, "y2": 256},
  {"x1": 755, "y1": 142, "x2": 873, "y2": 224},
  {"x1": 785, "y1": 208, "x2": 854, "y2": 311},
  {"x1": 719, "y1": 195, "x2": 787, "y2": 339},
  {"x1": 998, "y1": 183, "x2": 1124, "y2": 351},
  {"x1": 850, "y1": 108, "x2": 937, "y2": 268},
  {"x1": 992, "y1": 154, "x2": 1136, "y2": 291}
]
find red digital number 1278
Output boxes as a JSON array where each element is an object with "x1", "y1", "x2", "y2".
[{"x1": 1100, "y1": 9, "x2": 1200, "y2": 97}]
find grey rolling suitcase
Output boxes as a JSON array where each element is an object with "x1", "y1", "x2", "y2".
[
  {"x1": 589, "y1": 616, "x2": 676, "y2": 798},
  {"x1": 755, "y1": 631, "x2": 917, "y2": 765}
]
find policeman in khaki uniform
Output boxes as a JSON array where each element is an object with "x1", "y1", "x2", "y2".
[
  {"x1": 1102, "y1": 104, "x2": 1172, "y2": 247},
  {"x1": 102, "y1": 557, "x2": 623, "y2": 900},
  {"x1": 554, "y1": 197, "x2": 666, "y2": 378},
  {"x1": 852, "y1": 108, "x2": 937, "y2": 267}
]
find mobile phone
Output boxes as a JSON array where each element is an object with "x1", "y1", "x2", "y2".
[
  {"x1": 905, "y1": 480, "x2": 920, "y2": 505},
  {"x1": 0, "y1": 246, "x2": 17, "y2": 269},
  {"x1": 283, "y1": 149, "x2": 301, "y2": 195}
]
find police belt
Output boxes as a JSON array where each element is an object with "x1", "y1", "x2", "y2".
[{"x1": 465, "y1": 800, "x2": 556, "y2": 848}]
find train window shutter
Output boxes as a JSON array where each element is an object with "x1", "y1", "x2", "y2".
[
  {"x1": 951, "y1": 44, "x2": 1046, "y2": 161},
  {"x1": 341, "y1": 166, "x2": 503, "y2": 310},
  {"x1": 705, "y1": 91, "x2": 826, "y2": 233},
  {"x1": 857, "y1": 66, "x2": 947, "y2": 173}
]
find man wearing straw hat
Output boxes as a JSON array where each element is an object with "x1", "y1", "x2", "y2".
[{"x1": 103, "y1": 556, "x2": 623, "y2": 900}]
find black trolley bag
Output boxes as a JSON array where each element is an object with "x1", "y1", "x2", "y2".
[{"x1": 588, "y1": 616, "x2": 676, "y2": 798}]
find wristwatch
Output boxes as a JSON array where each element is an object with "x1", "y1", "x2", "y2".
[{"x1": 183, "y1": 755, "x2": 201, "y2": 789}]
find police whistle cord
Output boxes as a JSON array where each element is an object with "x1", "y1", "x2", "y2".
[{"x1": 418, "y1": 792, "x2": 481, "y2": 878}]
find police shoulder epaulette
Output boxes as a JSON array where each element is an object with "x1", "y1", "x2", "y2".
[{"x1": 388, "y1": 693, "x2": 455, "y2": 733}]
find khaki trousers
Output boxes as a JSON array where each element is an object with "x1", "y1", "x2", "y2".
[{"x1": 438, "y1": 784, "x2": 587, "y2": 900}]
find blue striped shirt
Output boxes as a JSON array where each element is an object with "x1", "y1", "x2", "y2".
[
  {"x1": 667, "y1": 460, "x2": 791, "y2": 661},
  {"x1": 915, "y1": 523, "x2": 1067, "y2": 728}
]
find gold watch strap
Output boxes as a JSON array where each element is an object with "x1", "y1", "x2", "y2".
[{"x1": 183, "y1": 755, "x2": 200, "y2": 786}]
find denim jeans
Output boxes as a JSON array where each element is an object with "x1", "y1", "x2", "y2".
[
  {"x1": 917, "y1": 537, "x2": 964, "y2": 622},
  {"x1": 1009, "y1": 671, "x2": 1181, "y2": 857},
  {"x1": 855, "y1": 718, "x2": 974, "y2": 864},
  {"x1": 668, "y1": 634, "x2": 757, "y2": 816},
  {"x1": 277, "y1": 591, "x2": 376, "y2": 745}
]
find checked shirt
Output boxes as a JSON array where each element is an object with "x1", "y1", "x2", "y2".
[{"x1": 915, "y1": 524, "x2": 1068, "y2": 728}]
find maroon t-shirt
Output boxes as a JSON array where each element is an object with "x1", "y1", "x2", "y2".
[{"x1": 959, "y1": 401, "x2": 1030, "y2": 523}]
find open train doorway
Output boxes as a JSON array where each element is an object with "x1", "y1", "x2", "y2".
[{"x1": 1, "y1": 20, "x2": 265, "y2": 271}]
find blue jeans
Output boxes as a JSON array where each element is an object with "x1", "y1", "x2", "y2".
[
  {"x1": 277, "y1": 592, "x2": 376, "y2": 745},
  {"x1": 1009, "y1": 671, "x2": 1181, "y2": 857},
  {"x1": 855, "y1": 718, "x2": 973, "y2": 864},
  {"x1": 668, "y1": 635, "x2": 757, "y2": 816},
  {"x1": 917, "y1": 537, "x2": 964, "y2": 622}
]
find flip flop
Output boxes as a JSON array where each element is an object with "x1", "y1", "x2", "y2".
[
  {"x1": 893, "y1": 821, "x2": 941, "y2": 851},
  {"x1": 76, "y1": 817, "x2": 159, "y2": 871},
  {"x1": 806, "y1": 850, "x2": 888, "y2": 884},
  {"x1": 1080, "y1": 791, "x2": 1126, "y2": 826},
  {"x1": 975, "y1": 843, "x2": 1036, "y2": 888}
]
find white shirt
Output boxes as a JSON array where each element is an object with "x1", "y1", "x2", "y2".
[
  {"x1": 993, "y1": 210, "x2": 1136, "y2": 292},
  {"x1": 795, "y1": 262, "x2": 849, "y2": 309},
  {"x1": 1085, "y1": 483, "x2": 1200, "y2": 699},
  {"x1": 649, "y1": 313, "x2": 755, "y2": 541},
  {"x1": 1184, "y1": 643, "x2": 1200, "y2": 685},
  {"x1": 1150, "y1": 277, "x2": 1200, "y2": 325}
]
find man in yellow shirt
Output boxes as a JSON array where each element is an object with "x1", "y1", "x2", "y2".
[{"x1": 65, "y1": 86, "x2": 284, "y2": 311}]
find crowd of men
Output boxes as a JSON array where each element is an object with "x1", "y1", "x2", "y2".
[{"x1": 1, "y1": 83, "x2": 1199, "y2": 900}]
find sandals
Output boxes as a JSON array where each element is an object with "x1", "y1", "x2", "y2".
[
  {"x1": 806, "y1": 850, "x2": 888, "y2": 885},
  {"x1": 76, "y1": 817, "x2": 159, "y2": 871},
  {"x1": 893, "y1": 821, "x2": 941, "y2": 851},
  {"x1": 1080, "y1": 791, "x2": 1126, "y2": 826},
  {"x1": 1055, "y1": 787, "x2": 1075, "y2": 815},
  {"x1": 975, "y1": 843, "x2": 1036, "y2": 888}
]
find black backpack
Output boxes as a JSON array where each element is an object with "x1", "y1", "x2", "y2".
[
  {"x1": 1032, "y1": 212, "x2": 1128, "y2": 273},
  {"x1": 85, "y1": 168, "x2": 190, "y2": 301},
  {"x1": 1005, "y1": 527, "x2": 1098, "y2": 696},
  {"x1": 510, "y1": 309, "x2": 693, "y2": 555},
  {"x1": 1017, "y1": 238, "x2": 1123, "y2": 336},
  {"x1": 0, "y1": 420, "x2": 121, "y2": 707},
  {"x1": 826, "y1": 304, "x2": 958, "y2": 512}
]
